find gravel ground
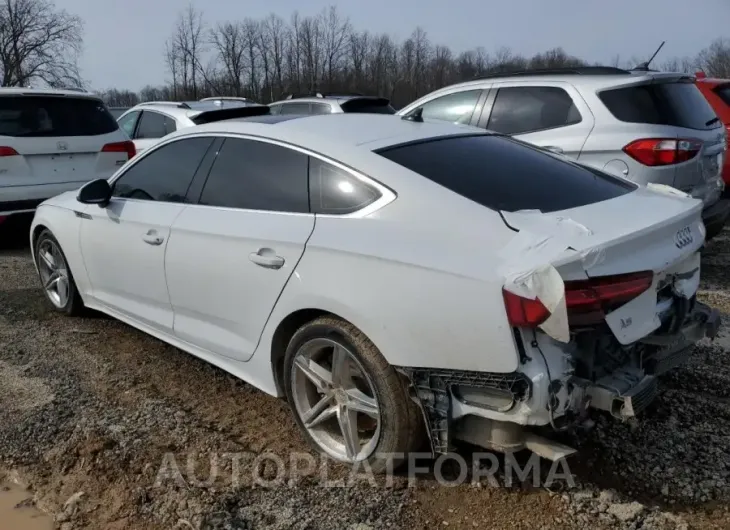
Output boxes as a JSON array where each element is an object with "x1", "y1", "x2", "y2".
[{"x1": 1, "y1": 214, "x2": 730, "y2": 529}]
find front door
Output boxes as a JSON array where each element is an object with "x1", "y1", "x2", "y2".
[{"x1": 79, "y1": 136, "x2": 215, "y2": 332}]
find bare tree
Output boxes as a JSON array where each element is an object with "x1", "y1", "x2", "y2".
[
  {"x1": 0, "y1": 0, "x2": 83, "y2": 87},
  {"x1": 210, "y1": 22, "x2": 245, "y2": 95},
  {"x1": 697, "y1": 39, "x2": 730, "y2": 78},
  {"x1": 320, "y1": 6, "x2": 350, "y2": 89}
]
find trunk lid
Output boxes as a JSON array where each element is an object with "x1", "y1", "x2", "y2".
[{"x1": 501, "y1": 188, "x2": 704, "y2": 344}]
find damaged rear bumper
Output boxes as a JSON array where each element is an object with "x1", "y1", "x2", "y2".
[{"x1": 399, "y1": 302, "x2": 721, "y2": 458}]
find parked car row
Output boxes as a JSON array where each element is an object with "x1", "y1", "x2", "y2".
[{"x1": 2, "y1": 67, "x2": 728, "y2": 471}]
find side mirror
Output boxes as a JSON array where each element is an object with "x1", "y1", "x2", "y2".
[{"x1": 77, "y1": 179, "x2": 111, "y2": 207}]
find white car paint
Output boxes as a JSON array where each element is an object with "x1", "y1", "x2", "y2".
[{"x1": 30, "y1": 114, "x2": 715, "y2": 449}]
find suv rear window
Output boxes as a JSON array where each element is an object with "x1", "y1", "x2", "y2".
[
  {"x1": 0, "y1": 96, "x2": 118, "y2": 137},
  {"x1": 340, "y1": 98, "x2": 395, "y2": 114},
  {"x1": 599, "y1": 81, "x2": 721, "y2": 130},
  {"x1": 377, "y1": 134, "x2": 635, "y2": 213}
]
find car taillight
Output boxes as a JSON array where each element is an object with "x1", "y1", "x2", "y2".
[
  {"x1": 623, "y1": 138, "x2": 702, "y2": 166},
  {"x1": 0, "y1": 146, "x2": 19, "y2": 156},
  {"x1": 502, "y1": 271, "x2": 653, "y2": 328},
  {"x1": 102, "y1": 140, "x2": 135, "y2": 160}
]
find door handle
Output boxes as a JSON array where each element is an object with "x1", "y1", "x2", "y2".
[
  {"x1": 543, "y1": 145, "x2": 564, "y2": 155},
  {"x1": 142, "y1": 230, "x2": 164, "y2": 246},
  {"x1": 249, "y1": 248, "x2": 285, "y2": 269}
]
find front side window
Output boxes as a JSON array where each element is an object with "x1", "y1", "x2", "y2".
[
  {"x1": 136, "y1": 111, "x2": 168, "y2": 139},
  {"x1": 309, "y1": 158, "x2": 380, "y2": 214},
  {"x1": 310, "y1": 103, "x2": 332, "y2": 115},
  {"x1": 199, "y1": 138, "x2": 309, "y2": 213},
  {"x1": 112, "y1": 137, "x2": 214, "y2": 202},
  {"x1": 412, "y1": 90, "x2": 482, "y2": 124},
  {"x1": 377, "y1": 134, "x2": 634, "y2": 213},
  {"x1": 118, "y1": 111, "x2": 140, "y2": 138},
  {"x1": 487, "y1": 86, "x2": 582, "y2": 135}
]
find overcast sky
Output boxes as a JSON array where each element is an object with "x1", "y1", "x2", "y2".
[{"x1": 61, "y1": 0, "x2": 729, "y2": 90}]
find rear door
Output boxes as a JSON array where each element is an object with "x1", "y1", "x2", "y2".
[
  {"x1": 593, "y1": 77, "x2": 726, "y2": 202},
  {"x1": 479, "y1": 82, "x2": 594, "y2": 159},
  {"x1": 0, "y1": 94, "x2": 129, "y2": 188},
  {"x1": 165, "y1": 136, "x2": 315, "y2": 361}
]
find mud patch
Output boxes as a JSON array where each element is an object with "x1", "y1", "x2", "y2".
[{"x1": 0, "y1": 476, "x2": 52, "y2": 530}]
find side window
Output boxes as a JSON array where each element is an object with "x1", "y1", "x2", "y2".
[
  {"x1": 413, "y1": 90, "x2": 482, "y2": 124},
  {"x1": 487, "y1": 86, "x2": 582, "y2": 135},
  {"x1": 199, "y1": 138, "x2": 309, "y2": 213},
  {"x1": 309, "y1": 158, "x2": 380, "y2": 215},
  {"x1": 310, "y1": 103, "x2": 332, "y2": 115},
  {"x1": 269, "y1": 104, "x2": 282, "y2": 115},
  {"x1": 118, "y1": 111, "x2": 140, "y2": 138},
  {"x1": 112, "y1": 137, "x2": 214, "y2": 202},
  {"x1": 279, "y1": 103, "x2": 311, "y2": 115},
  {"x1": 136, "y1": 111, "x2": 168, "y2": 139},
  {"x1": 164, "y1": 116, "x2": 177, "y2": 134}
]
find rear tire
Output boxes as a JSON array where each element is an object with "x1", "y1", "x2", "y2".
[
  {"x1": 34, "y1": 229, "x2": 84, "y2": 316},
  {"x1": 284, "y1": 316, "x2": 425, "y2": 473}
]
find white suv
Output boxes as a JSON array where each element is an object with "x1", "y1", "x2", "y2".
[{"x1": 0, "y1": 88, "x2": 134, "y2": 219}]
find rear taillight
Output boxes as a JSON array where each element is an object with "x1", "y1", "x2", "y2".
[
  {"x1": 0, "y1": 146, "x2": 19, "y2": 157},
  {"x1": 102, "y1": 140, "x2": 135, "y2": 160},
  {"x1": 623, "y1": 138, "x2": 702, "y2": 166},
  {"x1": 502, "y1": 271, "x2": 653, "y2": 328},
  {"x1": 502, "y1": 290, "x2": 551, "y2": 327}
]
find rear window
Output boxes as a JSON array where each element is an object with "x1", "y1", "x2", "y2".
[
  {"x1": 599, "y1": 81, "x2": 721, "y2": 130},
  {"x1": 377, "y1": 134, "x2": 635, "y2": 213},
  {"x1": 714, "y1": 84, "x2": 730, "y2": 108},
  {"x1": 340, "y1": 98, "x2": 395, "y2": 114},
  {"x1": 0, "y1": 96, "x2": 118, "y2": 137}
]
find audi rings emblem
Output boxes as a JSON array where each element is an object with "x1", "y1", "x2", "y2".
[{"x1": 674, "y1": 226, "x2": 693, "y2": 249}]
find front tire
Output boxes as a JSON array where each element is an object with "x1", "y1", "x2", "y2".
[
  {"x1": 284, "y1": 316, "x2": 424, "y2": 473},
  {"x1": 34, "y1": 229, "x2": 84, "y2": 316}
]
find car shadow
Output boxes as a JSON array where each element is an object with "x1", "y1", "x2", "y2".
[{"x1": 0, "y1": 213, "x2": 33, "y2": 252}]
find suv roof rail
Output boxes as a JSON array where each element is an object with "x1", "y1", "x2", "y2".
[
  {"x1": 284, "y1": 91, "x2": 365, "y2": 100},
  {"x1": 473, "y1": 66, "x2": 632, "y2": 80},
  {"x1": 200, "y1": 96, "x2": 251, "y2": 102},
  {"x1": 58, "y1": 86, "x2": 88, "y2": 92},
  {"x1": 137, "y1": 101, "x2": 191, "y2": 109}
]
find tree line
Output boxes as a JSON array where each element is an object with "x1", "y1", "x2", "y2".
[{"x1": 0, "y1": 0, "x2": 727, "y2": 109}]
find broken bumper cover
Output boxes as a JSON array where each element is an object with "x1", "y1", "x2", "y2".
[{"x1": 581, "y1": 301, "x2": 720, "y2": 420}]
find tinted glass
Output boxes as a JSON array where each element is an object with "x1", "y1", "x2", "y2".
[
  {"x1": 310, "y1": 103, "x2": 332, "y2": 115},
  {"x1": 112, "y1": 137, "x2": 214, "y2": 202},
  {"x1": 340, "y1": 99, "x2": 396, "y2": 114},
  {"x1": 378, "y1": 135, "x2": 634, "y2": 213},
  {"x1": 199, "y1": 138, "x2": 309, "y2": 212},
  {"x1": 279, "y1": 103, "x2": 311, "y2": 115},
  {"x1": 599, "y1": 81, "x2": 721, "y2": 130},
  {"x1": 136, "y1": 111, "x2": 170, "y2": 139},
  {"x1": 269, "y1": 104, "x2": 282, "y2": 115},
  {"x1": 309, "y1": 158, "x2": 380, "y2": 214},
  {"x1": 487, "y1": 86, "x2": 582, "y2": 135},
  {"x1": 414, "y1": 90, "x2": 481, "y2": 124},
  {"x1": 714, "y1": 84, "x2": 730, "y2": 108},
  {"x1": 164, "y1": 116, "x2": 177, "y2": 133},
  {"x1": 118, "y1": 111, "x2": 140, "y2": 138},
  {"x1": 0, "y1": 96, "x2": 118, "y2": 137}
]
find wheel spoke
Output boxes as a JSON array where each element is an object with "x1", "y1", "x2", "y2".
[
  {"x1": 294, "y1": 356, "x2": 332, "y2": 391},
  {"x1": 39, "y1": 249, "x2": 55, "y2": 271},
  {"x1": 337, "y1": 404, "x2": 361, "y2": 459},
  {"x1": 302, "y1": 395, "x2": 337, "y2": 428},
  {"x1": 56, "y1": 276, "x2": 69, "y2": 304},
  {"x1": 346, "y1": 389, "x2": 379, "y2": 419},
  {"x1": 331, "y1": 345, "x2": 350, "y2": 386},
  {"x1": 43, "y1": 272, "x2": 60, "y2": 290}
]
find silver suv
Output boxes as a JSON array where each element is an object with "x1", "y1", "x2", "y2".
[
  {"x1": 269, "y1": 92, "x2": 396, "y2": 116},
  {"x1": 397, "y1": 67, "x2": 730, "y2": 239}
]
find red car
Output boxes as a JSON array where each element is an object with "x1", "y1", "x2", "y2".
[{"x1": 696, "y1": 71, "x2": 730, "y2": 194}]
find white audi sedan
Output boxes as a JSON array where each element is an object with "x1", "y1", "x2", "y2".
[{"x1": 30, "y1": 111, "x2": 720, "y2": 470}]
